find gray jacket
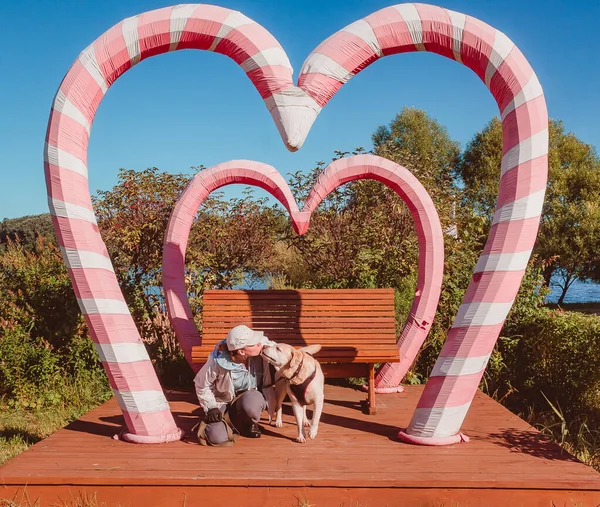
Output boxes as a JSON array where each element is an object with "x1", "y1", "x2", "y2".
[{"x1": 194, "y1": 341, "x2": 274, "y2": 411}]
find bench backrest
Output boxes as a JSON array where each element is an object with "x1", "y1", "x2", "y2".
[{"x1": 200, "y1": 288, "x2": 396, "y2": 349}]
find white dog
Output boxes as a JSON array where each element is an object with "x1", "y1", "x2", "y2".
[{"x1": 261, "y1": 342, "x2": 325, "y2": 443}]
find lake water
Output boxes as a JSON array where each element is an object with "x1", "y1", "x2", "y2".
[
  {"x1": 546, "y1": 277, "x2": 600, "y2": 304},
  {"x1": 231, "y1": 274, "x2": 600, "y2": 303},
  {"x1": 155, "y1": 272, "x2": 600, "y2": 303},
  {"x1": 241, "y1": 275, "x2": 600, "y2": 303}
]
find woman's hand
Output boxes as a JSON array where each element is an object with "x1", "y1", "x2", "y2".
[{"x1": 204, "y1": 408, "x2": 223, "y2": 424}]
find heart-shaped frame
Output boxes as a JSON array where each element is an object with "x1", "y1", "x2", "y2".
[
  {"x1": 162, "y1": 154, "x2": 444, "y2": 382},
  {"x1": 44, "y1": 3, "x2": 548, "y2": 444}
]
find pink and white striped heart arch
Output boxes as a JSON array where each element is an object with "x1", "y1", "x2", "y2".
[{"x1": 45, "y1": 3, "x2": 547, "y2": 444}]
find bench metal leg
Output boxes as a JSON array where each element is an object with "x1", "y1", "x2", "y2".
[{"x1": 367, "y1": 363, "x2": 377, "y2": 415}]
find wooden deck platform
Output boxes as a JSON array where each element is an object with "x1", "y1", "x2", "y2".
[{"x1": 2, "y1": 385, "x2": 600, "y2": 506}]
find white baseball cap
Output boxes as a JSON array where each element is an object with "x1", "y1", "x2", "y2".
[{"x1": 226, "y1": 325, "x2": 265, "y2": 351}]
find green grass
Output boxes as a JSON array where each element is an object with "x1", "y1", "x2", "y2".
[
  {"x1": 0, "y1": 376, "x2": 111, "y2": 506},
  {"x1": 0, "y1": 488, "x2": 40, "y2": 506},
  {"x1": 530, "y1": 402, "x2": 600, "y2": 472},
  {"x1": 0, "y1": 489, "x2": 113, "y2": 507},
  {"x1": 1, "y1": 376, "x2": 111, "y2": 467},
  {"x1": 1, "y1": 407, "x2": 82, "y2": 465}
]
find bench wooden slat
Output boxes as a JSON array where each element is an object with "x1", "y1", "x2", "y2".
[
  {"x1": 192, "y1": 358, "x2": 397, "y2": 365},
  {"x1": 196, "y1": 345, "x2": 398, "y2": 353},
  {"x1": 203, "y1": 307, "x2": 393, "y2": 314},
  {"x1": 203, "y1": 302, "x2": 393, "y2": 307},
  {"x1": 204, "y1": 309, "x2": 394, "y2": 314},
  {"x1": 192, "y1": 344, "x2": 400, "y2": 361},
  {"x1": 192, "y1": 349, "x2": 399, "y2": 358},
  {"x1": 201, "y1": 336, "x2": 397, "y2": 342},
  {"x1": 201, "y1": 335, "x2": 396, "y2": 341},
  {"x1": 202, "y1": 336, "x2": 396, "y2": 343},
  {"x1": 202, "y1": 328, "x2": 396, "y2": 334},
  {"x1": 192, "y1": 357, "x2": 398, "y2": 365},
  {"x1": 193, "y1": 346, "x2": 398, "y2": 355},
  {"x1": 204, "y1": 289, "x2": 394, "y2": 298},
  {"x1": 321, "y1": 363, "x2": 369, "y2": 378},
  {"x1": 204, "y1": 296, "x2": 393, "y2": 303},
  {"x1": 202, "y1": 312, "x2": 395, "y2": 319},
  {"x1": 191, "y1": 346, "x2": 399, "y2": 350},
  {"x1": 202, "y1": 317, "x2": 395, "y2": 324}
]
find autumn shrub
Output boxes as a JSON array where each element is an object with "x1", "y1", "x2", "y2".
[
  {"x1": 0, "y1": 237, "x2": 109, "y2": 409},
  {"x1": 498, "y1": 308, "x2": 600, "y2": 423}
]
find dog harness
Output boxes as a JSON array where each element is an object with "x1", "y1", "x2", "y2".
[
  {"x1": 289, "y1": 368, "x2": 317, "y2": 406},
  {"x1": 263, "y1": 357, "x2": 317, "y2": 406},
  {"x1": 285, "y1": 356, "x2": 317, "y2": 406}
]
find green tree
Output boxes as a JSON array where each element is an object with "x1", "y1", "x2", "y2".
[
  {"x1": 0, "y1": 235, "x2": 106, "y2": 407},
  {"x1": 453, "y1": 117, "x2": 504, "y2": 218},
  {"x1": 541, "y1": 124, "x2": 600, "y2": 303},
  {"x1": 0, "y1": 235, "x2": 82, "y2": 350},
  {"x1": 372, "y1": 106, "x2": 460, "y2": 232},
  {"x1": 455, "y1": 118, "x2": 600, "y2": 304},
  {"x1": 92, "y1": 167, "x2": 192, "y2": 344},
  {"x1": 0, "y1": 214, "x2": 55, "y2": 250},
  {"x1": 186, "y1": 186, "x2": 287, "y2": 294}
]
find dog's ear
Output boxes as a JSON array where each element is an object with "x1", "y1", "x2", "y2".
[
  {"x1": 299, "y1": 344, "x2": 321, "y2": 356},
  {"x1": 289, "y1": 349, "x2": 304, "y2": 370}
]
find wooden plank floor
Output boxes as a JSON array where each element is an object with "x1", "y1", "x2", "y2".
[{"x1": 2, "y1": 385, "x2": 600, "y2": 506}]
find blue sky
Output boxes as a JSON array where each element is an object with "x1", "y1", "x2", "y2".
[{"x1": 1, "y1": 0, "x2": 599, "y2": 219}]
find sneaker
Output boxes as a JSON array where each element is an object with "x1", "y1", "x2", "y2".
[{"x1": 244, "y1": 423, "x2": 261, "y2": 438}]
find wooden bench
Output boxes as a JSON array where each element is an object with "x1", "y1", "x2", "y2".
[{"x1": 191, "y1": 288, "x2": 399, "y2": 414}]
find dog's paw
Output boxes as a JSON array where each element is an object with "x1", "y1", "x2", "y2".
[
  {"x1": 309, "y1": 427, "x2": 318, "y2": 439},
  {"x1": 303, "y1": 418, "x2": 311, "y2": 427},
  {"x1": 275, "y1": 419, "x2": 283, "y2": 428},
  {"x1": 295, "y1": 435, "x2": 307, "y2": 443}
]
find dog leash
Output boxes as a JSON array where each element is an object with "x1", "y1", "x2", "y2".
[{"x1": 262, "y1": 363, "x2": 286, "y2": 389}]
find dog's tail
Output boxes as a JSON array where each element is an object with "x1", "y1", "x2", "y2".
[{"x1": 299, "y1": 344, "x2": 321, "y2": 356}]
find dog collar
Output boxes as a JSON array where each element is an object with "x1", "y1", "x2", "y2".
[
  {"x1": 287, "y1": 356, "x2": 304, "y2": 383},
  {"x1": 262, "y1": 355, "x2": 306, "y2": 389}
]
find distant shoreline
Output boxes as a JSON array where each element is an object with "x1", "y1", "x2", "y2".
[{"x1": 545, "y1": 302, "x2": 600, "y2": 316}]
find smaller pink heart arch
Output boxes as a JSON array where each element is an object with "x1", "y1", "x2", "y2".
[{"x1": 162, "y1": 154, "x2": 444, "y2": 397}]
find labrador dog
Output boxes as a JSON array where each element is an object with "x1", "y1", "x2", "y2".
[{"x1": 261, "y1": 342, "x2": 325, "y2": 443}]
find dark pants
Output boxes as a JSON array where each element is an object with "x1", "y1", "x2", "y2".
[{"x1": 204, "y1": 390, "x2": 266, "y2": 446}]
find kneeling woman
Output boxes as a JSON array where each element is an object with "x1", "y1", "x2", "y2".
[{"x1": 194, "y1": 324, "x2": 275, "y2": 446}]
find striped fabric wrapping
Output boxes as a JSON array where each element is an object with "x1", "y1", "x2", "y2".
[
  {"x1": 162, "y1": 161, "x2": 301, "y2": 370},
  {"x1": 293, "y1": 3, "x2": 547, "y2": 443},
  {"x1": 44, "y1": 5, "x2": 298, "y2": 442},
  {"x1": 302, "y1": 154, "x2": 445, "y2": 391}
]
